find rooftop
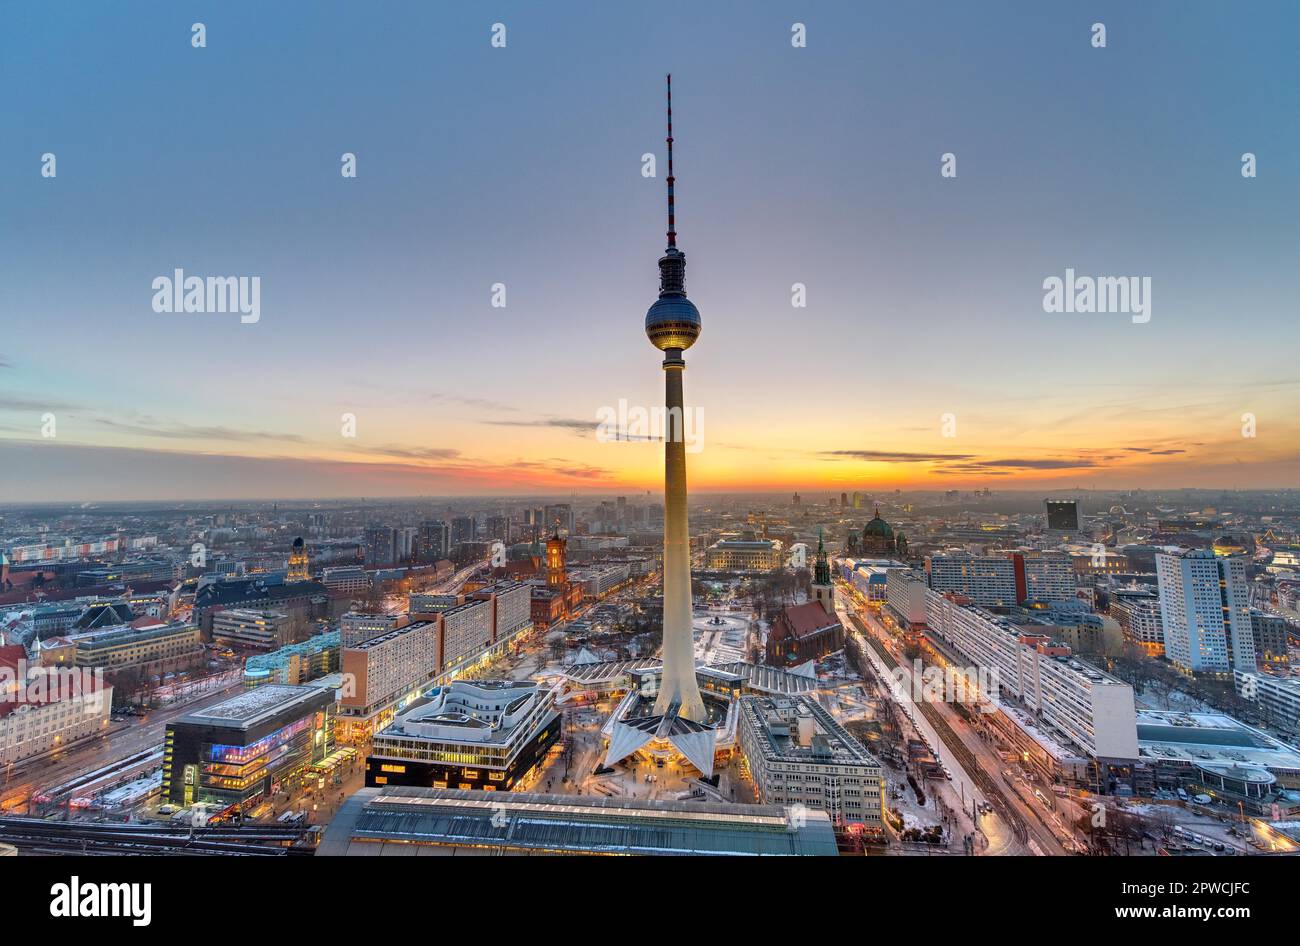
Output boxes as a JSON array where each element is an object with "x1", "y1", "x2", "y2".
[
  {"x1": 318, "y1": 786, "x2": 838, "y2": 856},
  {"x1": 177, "y1": 683, "x2": 327, "y2": 729},
  {"x1": 1136, "y1": 710, "x2": 1300, "y2": 773},
  {"x1": 741, "y1": 694, "x2": 880, "y2": 769}
]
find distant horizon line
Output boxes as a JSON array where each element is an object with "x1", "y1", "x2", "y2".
[{"x1": 5, "y1": 486, "x2": 1298, "y2": 508}]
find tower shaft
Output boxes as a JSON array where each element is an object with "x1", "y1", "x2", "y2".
[{"x1": 654, "y1": 351, "x2": 706, "y2": 721}]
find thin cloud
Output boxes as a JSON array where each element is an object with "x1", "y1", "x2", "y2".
[
  {"x1": 92, "y1": 417, "x2": 308, "y2": 443},
  {"x1": 821, "y1": 449, "x2": 976, "y2": 463}
]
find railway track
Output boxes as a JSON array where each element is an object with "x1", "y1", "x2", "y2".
[
  {"x1": 845, "y1": 619, "x2": 1033, "y2": 847},
  {"x1": 0, "y1": 816, "x2": 315, "y2": 856}
]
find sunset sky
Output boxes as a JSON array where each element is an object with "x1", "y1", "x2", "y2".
[{"x1": 2, "y1": 2, "x2": 1298, "y2": 501}]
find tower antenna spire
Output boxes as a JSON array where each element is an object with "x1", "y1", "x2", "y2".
[{"x1": 666, "y1": 73, "x2": 676, "y2": 248}]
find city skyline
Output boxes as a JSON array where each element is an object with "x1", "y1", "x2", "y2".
[
  {"x1": 3, "y1": 2, "x2": 1300, "y2": 888},
  {"x1": 4, "y1": 2, "x2": 1299, "y2": 501}
]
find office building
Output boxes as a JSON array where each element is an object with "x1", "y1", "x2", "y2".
[
  {"x1": 739, "y1": 694, "x2": 884, "y2": 830},
  {"x1": 321, "y1": 566, "x2": 369, "y2": 595},
  {"x1": 468, "y1": 580, "x2": 533, "y2": 643},
  {"x1": 338, "y1": 620, "x2": 440, "y2": 742},
  {"x1": 705, "y1": 538, "x2": 782, "y2": 572},
  {"x1": 193, "y1": 576, "x2": 338, "y2": 640},
  {"x1": 886, "y1": 569, "x2": 928, "y2": 629},
  {"x1": 1234, "y1": 671, "x2": 1300, "y2": 738},
  {"x1": 450, "y1": 516, "x2": 476, "y2": 546},
  {"x1": 211, "y1": 609, "x2": 292, "y2": 651},
  {"x1": 1017, "y1": 551, "x2": 1076, "y2": 603},
  {"x1": 364, "y1": 526, "x2": 398, "y2": 567},
  {"x1": 162, "y1": 684, "x2": 335, "y2": 810},
  {"x1": 418, "y1": 520, "x2": 450, "y2": 562},
  {"x1": 40, "y1": 620, "x2": 203, "y2": 675}
]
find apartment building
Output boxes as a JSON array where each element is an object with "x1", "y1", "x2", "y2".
[
  {"x1": 338, "y1": 620, "x2": 440, "y2": 742},
  {"x1": 1155, "y1": 549, "x2": 1253, "y2": 675},
  {"x1": 925, "y1": 553, "x2": 1018, "y2": 606},
  {"x1": 924, "y1": 589, "x2": 1139, "y2": 762},
  {"x1": 1111, "y1": 590, "x2": 1164, "y2": 656}
]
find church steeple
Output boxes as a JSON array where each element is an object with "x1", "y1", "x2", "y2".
[
  {"x1": 814, "y1": 527, "x2": 831, "y2": 586},
  {"x1": 810, "y1": 526, "x2": 834, "y2": 611}
]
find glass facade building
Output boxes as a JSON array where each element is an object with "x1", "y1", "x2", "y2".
[{"x1": 163, "y1": 684, "x2": 335, "y2": 809}]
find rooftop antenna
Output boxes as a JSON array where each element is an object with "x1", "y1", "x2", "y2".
[{"x1": 666, "y1": 73, "x2": 676, "y2": 249}]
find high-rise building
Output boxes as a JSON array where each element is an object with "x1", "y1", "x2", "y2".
[
  {"x1": 363, "y1": 525, "x2": 397, "y2": 567},
  {"x1": 340, "y1": 611, "x2": 404, "y2": 648},
  {"x1": 924, "y1": 590, "x2": 1139, "y2": 764},
  {"x1": 450, "y1": 516, "x2": 476, "y2": 546},
  {"x1": 1155, "y1": 549, "x2": 1253, "y2": 675},
  {"x1": 1045, "y1": 499, "x2": 1081, "y2": 531},
  {"x1": 542, "y1": 505, "x2": 574, "y2": 536},
  {"x1": 418, "y1": 520, "x2": 450, "y2": 562},
  {"x1": 485, "y1": 515, "x2": 510, "y2": 543}
]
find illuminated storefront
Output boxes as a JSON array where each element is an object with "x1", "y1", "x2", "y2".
[{"x1": 163, "y1": 684, "x2": 335, "y2": 809}]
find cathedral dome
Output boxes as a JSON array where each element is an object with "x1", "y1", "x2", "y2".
[{"x1": 863, "y1": 511, "x2": 894, "y2": 540}]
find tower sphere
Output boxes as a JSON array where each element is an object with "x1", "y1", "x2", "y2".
[{"x1": 645, "y1": 294, "x2": 701, "y2": 351}]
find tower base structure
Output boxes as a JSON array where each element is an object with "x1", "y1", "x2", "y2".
[{"x1": 601, "y1": 668, "x2": 735, "y2": 779}]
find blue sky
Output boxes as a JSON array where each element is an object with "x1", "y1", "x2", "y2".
[{"x1": 2, "y1": 2, "x2": 1298, "y2": 500}]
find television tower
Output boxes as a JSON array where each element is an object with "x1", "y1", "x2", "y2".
[{"x1": 645, "y1": 75, "x2": 706, "y2": 722}]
